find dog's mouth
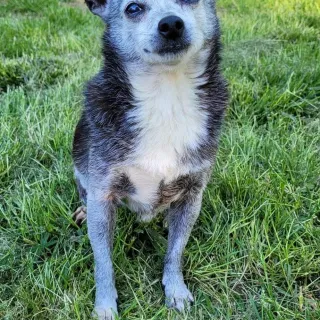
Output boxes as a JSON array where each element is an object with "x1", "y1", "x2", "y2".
[
  {"x1": 145, "y1": 39, "x2": 191, "y2": 57},
  {"x1": 143, "y1": 38, "x2": 192, "y2": 65},
  {"x1": 156, "y1": 42, "x2": 190, "y2": 56}
]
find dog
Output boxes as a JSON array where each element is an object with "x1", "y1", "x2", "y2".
[{"x1": 72, "y1": 0, "x2": 228, "y2": 318}]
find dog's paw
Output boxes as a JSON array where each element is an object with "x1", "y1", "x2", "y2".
[
  {"x1": 93, "y1": 306, "x2": 118, "y2": 320},
  {"x1": 72, "y1": 206, "x2": 87, "y2": 226},
  {"x1": 163, "y1": 280, "x2": 194, "y2": 312}
]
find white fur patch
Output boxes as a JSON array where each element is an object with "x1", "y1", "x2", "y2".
[
  {"x1": 124, "y1": 61, "x2": 209, "y2": 206},
  {"x1": 124, "y1": 166, "x2": 162, "y2": 206}
]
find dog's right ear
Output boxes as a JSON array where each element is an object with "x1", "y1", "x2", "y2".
[{"x1": 85, "y1": 0, "x2": 108, "y2": 19}]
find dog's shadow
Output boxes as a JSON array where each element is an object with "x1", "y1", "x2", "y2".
[{"x1": 120, "y1": 210, "x2": 168, "y2": 259}]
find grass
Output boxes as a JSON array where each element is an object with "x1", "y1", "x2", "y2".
[{"x1": 0, "y1": 0, "x2": 319, "y2": 319}]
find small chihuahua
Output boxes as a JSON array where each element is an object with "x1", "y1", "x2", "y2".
[{"x1": 73, "y1": 0, "x2": 228, "y2": 318}]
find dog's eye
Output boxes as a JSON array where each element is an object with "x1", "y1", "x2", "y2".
[{"x1": 125, "y1": 3, "x2": 144, "y2": 16}]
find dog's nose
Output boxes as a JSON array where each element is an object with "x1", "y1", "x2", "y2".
[{"x1": 158, "y1": 16, "x2": 185, "y2": 40}]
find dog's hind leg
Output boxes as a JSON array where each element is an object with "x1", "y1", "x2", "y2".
[
  {"x1": 162, "y1": 192, "x2": 203, "y2": 312},
  {"x1": 73, "y1": 175, "x2": 88, "y2": 226},
  {"x1": 73, "y1": 205, "x2": 87, "y2": 226}
]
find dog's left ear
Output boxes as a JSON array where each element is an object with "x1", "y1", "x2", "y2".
[{"x1": 85, "y1": 0, "x2": 108, "y2": 19}]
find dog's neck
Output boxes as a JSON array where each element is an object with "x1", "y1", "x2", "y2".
[{"x1": 123, "y1": 50, "x2": 212, "y2": 177}]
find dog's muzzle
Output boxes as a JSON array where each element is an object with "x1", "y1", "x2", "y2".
[
  {"x1": 158, "y1": 15, "x2": 185, "y2": 40},
  {"x1": 155, "y1": 15, "x2": 190, "y2": 56}
]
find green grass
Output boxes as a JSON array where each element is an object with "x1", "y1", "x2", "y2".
[{"x1": 0, "y1": 0, "x2": 319, "y2": 319}]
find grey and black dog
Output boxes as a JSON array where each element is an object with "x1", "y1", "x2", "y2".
[{"x1": 72, "y1": 0, "x2": 228, "y2": 318}]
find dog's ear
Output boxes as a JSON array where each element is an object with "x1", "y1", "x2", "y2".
[{"x1": 85, "y1": 0, "x2": 108, "y2": 19}]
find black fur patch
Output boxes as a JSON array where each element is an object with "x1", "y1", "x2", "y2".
[
  {"x1": 157, "y1": 172, "x2": 205, "y2": 208},
  {"x1": 73, "y1": 112, "x2": 90, "y2": 173},
  {"x1": 182, "y1": 35, "x2": 228, "y2": 166},
  {"x1": 111, "y1": 173, "x2": 135, "y2": 199},
  {"x1": 85, "y1": 0, "x2": 106, "y2": 12},
  {"x1": 73, "y1": 38, "x2": 138, "y2": 171}
]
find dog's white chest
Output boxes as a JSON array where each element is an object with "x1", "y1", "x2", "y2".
[{"x1": 127, "y1": 68, "x2": 208, "y2": 178}]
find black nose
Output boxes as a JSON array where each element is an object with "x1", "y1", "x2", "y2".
[{"x1": 158, "y1": 15, "x2": 185, "y2": 40}]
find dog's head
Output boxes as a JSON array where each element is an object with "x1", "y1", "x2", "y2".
[{"x1": 85, "y1": 0, "x2": 218, "y2": 66}]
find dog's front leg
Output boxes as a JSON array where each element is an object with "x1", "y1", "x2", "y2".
[
  {"x1": 87, "y1": 182, "x2": 118, "y2": 320},
  {"x1": 162, "y1": 192, "x2": 203, "y2": 312}
]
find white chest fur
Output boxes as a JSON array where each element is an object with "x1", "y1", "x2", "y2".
[
  {"x1": 123, "y1": 63, "x2": 209, "y2": 211},
  {"x1": 127, "y1": 64, "x2": 208, "y2": 179}
]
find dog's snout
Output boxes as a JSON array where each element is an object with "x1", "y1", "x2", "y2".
[{"x1": 158, "y1": 16, "x2": 185, "y2": 40}]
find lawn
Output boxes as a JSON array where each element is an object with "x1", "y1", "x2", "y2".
[{"x1": 0, "y1": 0, "x2": 319, "y2": 319}]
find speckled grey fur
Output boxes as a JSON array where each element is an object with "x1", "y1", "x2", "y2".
[{"x1": 73, "y1": 1, "x2": 228, "y2": 319}]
